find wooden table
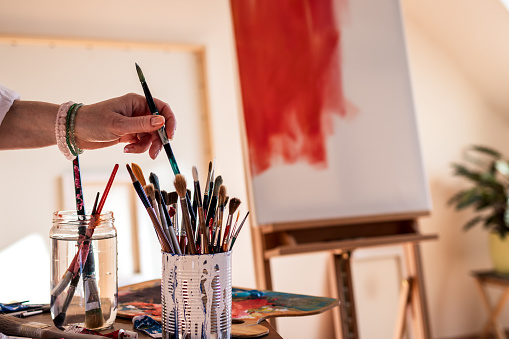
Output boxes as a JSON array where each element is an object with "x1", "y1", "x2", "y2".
[
  {"x1": 13, "y1": 312, "x2": 283, "y2": 339},
  {"x1": 472, "y1": 270, "x2": 509, "y2": 339}
]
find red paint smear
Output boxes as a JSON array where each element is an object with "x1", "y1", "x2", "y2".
[
  {"x1": 232, "y1": 299, "x2": 273, "y2": 319},
  {"x1": 231, "y1": 0, "x2": 350, "y2": 176}
]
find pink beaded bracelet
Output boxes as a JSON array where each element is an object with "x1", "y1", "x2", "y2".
[{"x1": 55, "y1": 101, "x2": 76, "y2": 160}]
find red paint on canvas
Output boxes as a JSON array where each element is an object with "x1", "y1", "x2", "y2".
[{"x1": 231, "y1": 0, "x2": 351, "y2": 175}]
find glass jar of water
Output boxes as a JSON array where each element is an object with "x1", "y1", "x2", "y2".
[{"x1": 49, "y1": 211, "x2": 117, "y2": 330}]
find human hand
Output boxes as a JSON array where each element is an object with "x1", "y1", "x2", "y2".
[{"x1": 74, "y1": 93, "x2": 176, "y2": 159}]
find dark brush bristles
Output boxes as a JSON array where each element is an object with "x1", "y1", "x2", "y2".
[
  {"x1": 223, "y1": 196, "x2": 229, "y2": 208},
  {"x1": 135, "y1": 62, "x2": 145, "y2": 82},
  {"x1": 144, "y1": 184, "x2": 156, "y2": 208},
  {"x1": 229, "y1": 197, "x2": 241, "y2": 216},
  {"x1": 161, "y1": 190, "x2": 169, "y2": 205},
  {"x1": 174, "y1": 174, "x2": 187, "y2": 198},
  {"x1": 218, "y1": 185, "x2": 227, "y2": 207},
  {"x1": 131, "y1": 163, "x2": 147, "y2": 186},
  {"x1": 168, "y1": 191, "x2": 179, "y2": 205},
  {"x1": 126, "y1": 164, "x2": 137, "y2": 182},
  {"x1": 204, "y1": 161, "x2": 212, "y2": 188},
  {"x1": 149, "y1": 172, "x2": 161, "y2": 192},
  {"x1": 212, "y1": 175, "x2": 223, "y2": 196}
]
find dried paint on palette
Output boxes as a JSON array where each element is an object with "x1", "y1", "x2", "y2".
[{"x1": 232, "y1": 290, "x2": 337, "y2": 320}]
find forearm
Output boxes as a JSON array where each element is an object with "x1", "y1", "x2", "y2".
[{"x1": 0, "y1": 100, "x2": 58, "y2": 150}]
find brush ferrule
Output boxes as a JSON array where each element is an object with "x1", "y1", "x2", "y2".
[{"x1": 157, "y1": 127, "x2": 169, "y2": 145}]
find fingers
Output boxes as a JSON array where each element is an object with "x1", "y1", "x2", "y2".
[
  {"x1": 154, "y1": 98, "x2": 177, "y2": 140},
  {"x1": 123, "y1": 134, "x2": 153, "y2": 154},
  {"x1": 111, "y1": 114, "x2": 165, "y2": 136},
  {"x1": 123, "y1": 133, "x2": 163, "y2": 160},
  {"x1": 149, "y1": 137, "x2": 163, "y2": 160},
  {"x1": 75, "y1": 93, "x2": 175, "y2": 158}
]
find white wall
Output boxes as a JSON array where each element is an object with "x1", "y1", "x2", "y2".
[
  {"x1": 403, "y1": 13, "x2": 509, "y2": 339},
  {"x1": 1, "y1": 1, "x2": 508, "y2": 338},
  {"x1": 0, "y1": 0, "x2": 255, "y2": 305}
]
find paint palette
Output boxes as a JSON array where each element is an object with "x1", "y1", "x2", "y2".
[{"x1": 118, "y1": 279, "x2": 339, "y2": 338}]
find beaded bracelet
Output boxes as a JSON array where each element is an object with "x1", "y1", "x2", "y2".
[
  {"x1": 65, "y1": 103, "x2": 84, "y2": 157},
  {"x1": 55, "y1": 101, "x2": 76, "y2": 160}
]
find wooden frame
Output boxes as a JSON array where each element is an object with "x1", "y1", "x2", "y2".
[{"x1": 0, "y1": 34, "x2": 214, "y2": 284}]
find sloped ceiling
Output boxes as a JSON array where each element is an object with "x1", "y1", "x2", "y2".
[{"x1": 402, "y1": 0, "x2": 509, "y2": 113}]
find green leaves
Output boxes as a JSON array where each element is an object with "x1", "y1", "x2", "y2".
[{"x1": 449, "y1": 145, "x2": 509, "y2": 237}]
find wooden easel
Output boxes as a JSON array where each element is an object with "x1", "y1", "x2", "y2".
[{"x1": 250, "y1": 213, "x2": 437, "y2": 339}]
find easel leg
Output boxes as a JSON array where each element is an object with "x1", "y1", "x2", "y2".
[
  {"x1": 328, "y1": 250, "x2": 359, "y2": 339},
  {"x1": 404, "y1": 242, "x2": 431, "y2": 339},
  {"x1": 251, "y1": 226, "x2": 273, "y2": 290},
  {"x1": 393, "y1": 277, "x2": 413, "y2": 339},
  {"x1": 251, "y1": 226, "x2": 276, "y2": 328}
]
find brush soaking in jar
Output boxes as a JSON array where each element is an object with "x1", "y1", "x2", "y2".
[{"x1": 50, "y1": 211, "x2": 117, "y2": 330}]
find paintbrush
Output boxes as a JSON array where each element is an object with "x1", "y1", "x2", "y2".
[
  {"x1": 205, "y1": 175, "x2": 223, "y2": 234},
  {"x1": 149, "y1": 172, "x2": 161, "y2": 192},
  {"x1": 202, "y1": 161, "x2": 212, "y2": 212},
  {"x1": 222, "y1": 198, "x2": 241, "y2": 252},
  {"x1": 166, "y1": 191, "x2": 184, "y2": 252},
  {"x1": 174, "y1": 174, "x2": 197, "y2": 255},
  {"x1": 53, "y1": 156, "x2": 104, "y2": 329},
  {"x1": 70, "y1": 158, "x2": 105, "y2": 330},
  {"x1": 131, "y1": 163, "x2": 147, "y2": 187},
  {"x1": 52, "y1": 157, "x2": 86, "y2": 327},
  {"x1": 155, "y1": 189, "x2": 176, "y2": 252},
  {"x1": 0, "y1": 315, "x2": 101, "y2": 339},
  {"x1": 157, "y1": 190, "x2": 181, "y2": 255},
  {"x1": 50, "y1": 165, "x2": 118, "y2": 309},
  {"x1": 51, "y1": 193, "x2": 99, "y2": 327},
  {"x1": 192, "y1": 166, "x2": 209, "y2": 253},
  {"x1": 143, "y1": 184, "x2": 159, "y2": 222},
  {"x1": 229, "y1": 211, "x2": 250, "y2": 251},
  {"x1": 212, "y1": 186, "x2": 227, "y2": 252},
  {"x1": 205, "y1": 160, "x2": 216, "y2": 212},
  {"x1": 127, "y1": 164, "x2": 173, "y2": 253},
  {"x1": 135, "y1": 63, "x2": 196, "y2": 226},
  {"x1": 167, "y1": 191, "x2": 179, "y2": 231},
  {"x1": 154, "y1": 190, "x2": 168, "y2": 237},
  {"x1": 228, "y1": 212, "x2": 240, "y2": 248}
]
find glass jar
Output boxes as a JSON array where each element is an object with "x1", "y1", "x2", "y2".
[{"x1": 50, "y1": 211, "x2": 117, "y2": 330}]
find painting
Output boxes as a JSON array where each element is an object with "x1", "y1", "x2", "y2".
[{"x1": 231, "y1": 0, "x2": 431, "y2": 226}]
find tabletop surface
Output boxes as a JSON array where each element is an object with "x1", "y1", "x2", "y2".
[
  {"x1": 472, "y1": 270, "x2": 509, "y2": 285},
  {"x1": 7, "y1": 312, "x2": 283, "y2": 339}
]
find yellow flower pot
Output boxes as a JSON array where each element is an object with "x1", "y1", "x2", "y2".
[{"x1": 489, "y1": 232, "x2": 509, "y2": 274}]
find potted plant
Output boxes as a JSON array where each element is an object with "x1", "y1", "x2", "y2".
[{"x1": 448, "y1": 145, "x2": 509, "y2": 273}]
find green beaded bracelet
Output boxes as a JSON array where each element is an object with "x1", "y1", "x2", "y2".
[
  {"x1": 69, "y1": 103, "x2": 84, "y2": 156},
  {"x1": 65, "y1": 103, "x2": 83, "y2": 157}
]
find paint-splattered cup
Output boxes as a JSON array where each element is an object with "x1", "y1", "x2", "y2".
[{"x1": 161, "y1": 251, "x2": 232, "y2": 339}]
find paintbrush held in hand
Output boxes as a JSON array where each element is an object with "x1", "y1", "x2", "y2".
[{"x1": 126, "y1": 161, "x2": 248, "y2": 254}]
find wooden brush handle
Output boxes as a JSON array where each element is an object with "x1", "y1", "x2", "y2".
[
  {"x1": 147, "y1": 207, "x2": 173, "y2": 253},
  {"x1": 0, "y1": 316, "x2": 99, "y2": 339},
  {"x1": 180, "y1": 198, "x2": 197, "y2": 254}
]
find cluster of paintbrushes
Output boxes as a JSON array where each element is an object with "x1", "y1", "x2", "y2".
[
  {"x1": 50, "y1": 161, "x2": 119, "y2": 330},
  {"x1": 126, "y1": 161, "x2": 248, "y2": 255}
]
